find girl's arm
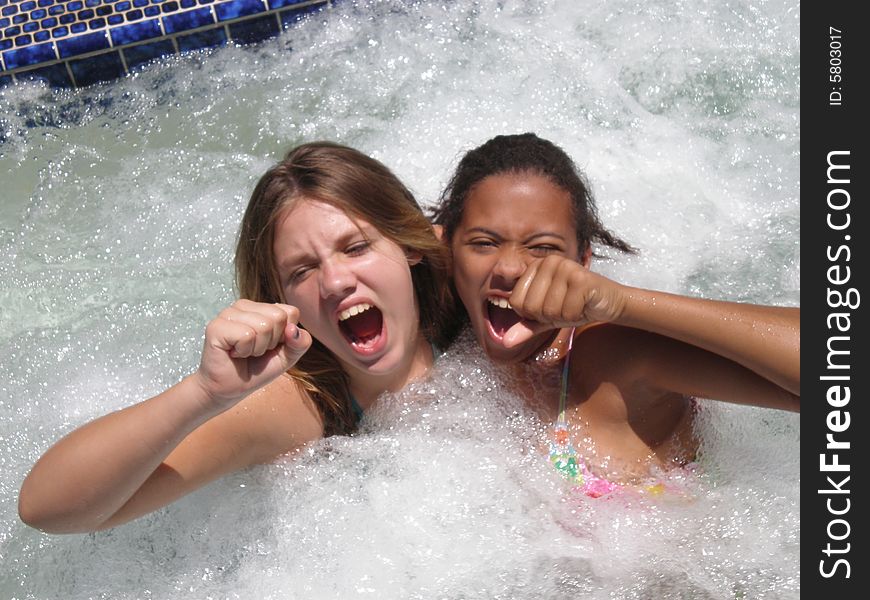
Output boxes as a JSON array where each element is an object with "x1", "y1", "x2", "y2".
[
  {"x1": 18, "y1": 301, "x2": 315, "y2": 533},
  {"x1": 506, "y1": 255, "x2": 800, "y2": 398},
  {"x1": 617, "y1": 290, "x2": 799, "y2": 396}
]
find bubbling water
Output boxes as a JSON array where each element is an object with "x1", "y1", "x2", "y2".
[{"x1": 1, "y1": 0, "x2": 798, "y2": 598}]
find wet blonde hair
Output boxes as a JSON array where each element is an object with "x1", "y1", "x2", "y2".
[{"x1": 235, "y1": 141, "x2": 452, "y2": 435}]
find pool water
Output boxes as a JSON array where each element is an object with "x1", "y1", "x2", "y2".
[{"x1": 0, "y1": 0, "x2": 799, "y2": 598}]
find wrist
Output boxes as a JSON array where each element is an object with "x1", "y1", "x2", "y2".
[{"x1": 182, "y1": 372, "x2": 238, "y2": 421}]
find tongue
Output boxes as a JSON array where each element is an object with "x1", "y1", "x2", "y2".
[
  {"x1": 488, "y1": 304, "x2": 521, "y2": 338},
  {"x1": 342, "y1": 308, "x2": 382, "y2": 343}
]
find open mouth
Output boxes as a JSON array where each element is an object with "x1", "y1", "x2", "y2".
[
  {"x1": 486, "y1": 297, "x2": 522, "y2": 340},
  {"x1": 338, "y1": 302, "x2": 385, "y2": 351}
]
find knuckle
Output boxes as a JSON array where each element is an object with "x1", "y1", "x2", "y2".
[{"x1": 285, "y1": 305, "x2": 301, "y2": 322}]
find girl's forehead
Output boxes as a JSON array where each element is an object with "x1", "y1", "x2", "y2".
[{"x1": 461, "y1": 173, "x2": 574, "y2": 226}]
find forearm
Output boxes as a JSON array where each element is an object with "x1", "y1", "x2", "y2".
[
  {"x1": 617, "y1": 288, "x2": 800, "y2": 395},
  {"x1": 18, "y1": 374, "x2": 220, "y2": 533}
]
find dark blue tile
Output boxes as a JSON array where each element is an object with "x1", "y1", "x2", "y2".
[
  {"x1": 280, "y1": 2, "x2": 323, "y2": 29},
  {"x1": 109, "y1": 18, "x2": 160, "y2": 46},
  {"x1": 89, "y1": 17, "x2": 106, "y2": 29},
  {"x1": 228, "y1": 13, "x2": 278, "y2": 45},
  {"x1": 69, "y1": 50, "x2": 125, "y2": 86},
  {"x1": 78, "y1": 9, "x2": 95, "y2": 19},
  {"x1": 67, "y1": 1, "x2": 83, "y2": 10},
  {"x1": 21, "y1": 1, "x2": 37, "y2": 10},
  {"x1": 176, "y1": 26, "x2": 226, "y2": 52},
  {"x1": 215, "y1": 0, "x2": 266, "y2": 22},
  {"x1": 116, "y1": 1, "x2": 131, "y2": 10},
  {"x1": 31, "y1": 8, "x2": 46, "y2": 18},
  {"x1": 133, "y1": 0, "x2": 148, "y2": 6},
  {"x1": 95, "y1": 5, "x2": 111, "y2": 16},
  {"x1": 269, "y1": 0, "x2": 309, "y2": 9},
  {"x1": 38, "y1": 0, "x2": 56, "y2": 6},
  {"x1": 23, "y1": 21, "x2": 39, "y2": 32},
  {"x1": 14, "y1": 34, "x2": 32, "y2": 47},
  {"x1": 0, "y1": 17, "x2": 7, "y2": 27},
  {"x1": 160, "y1": 1, "x2": 178, "y2": 12},
  {"x1": 143, "y1": 6, "x2": 158, "y2": 16},
  {"x1": 0, "y1": 6, "x2": 15, "y2": 17},
  {"x1": 122, "y1": 37, "x2": 174, "y2": 69},
  {"x1": 107, "y1": 14, "x2": 123, "y2": 25},
  {"x1": 59, "y1": 13, "x2": 75, "y2": 24},
  {"x1": 48, "y1": 5, "x2": 64, "y2": 15},
  {"x1": 2, "y1": 41, "x2": 56, "y2": 69},
  {"x1": 0, "y1": 39, "x2": 12, "y2": 51},
  {"x1": 56, "y1": 30, "x2": 109, "y2": 58},
  {"x1": 162, "y1": 7, "x2": 213, "y2": 34},
  {"x1": 70, "y1": 22, "x2": 87, "y2": 33},
  {"x1": 12, "y1": 13, "x2": 25, "y2": 24},
  {"x1": 51, "y1": 26, "x2": 68, "y2": 38},
  {"x1": 4, "y1": 25, "x2": 19, "y2": 37},
  {"x1": 180, "y1": 0, "x2": 195, "y2": 7},
  {"x1": 34, "y1": 30, "x2": 50, "y2": 42},
  {"x1": 15, "y1": 61, "x2": 72, "y2": 87},
  {"x1": 126, "y1": 9, "x2": 143, "y2": 21},
  {"x1": 41, "y1": 17, "x2": 57, "y2": 28},
  {"x1": 85, "y1": 0, "x2": 101, "y2": 6}
]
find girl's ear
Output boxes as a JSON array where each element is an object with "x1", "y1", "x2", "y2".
[
  {"x1": 432, "y1": 224, "x2": 445, "y2": 241},
  {"x1": 406, "y1": 250, "x2": 423, "y2": 266},
  {"x1": 581, "y1": 245, "x2": 593, "y2": 268}
]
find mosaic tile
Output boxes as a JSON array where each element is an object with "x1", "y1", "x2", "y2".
[
  {"x1": 109, "y1": 17, "x2": 159, "y2": 45},
  {"x1": 228, "y1": 13, "x2": 278, "y2": 45},
  {"x1": 176, "y1": 26, "x2": 226, "y2": 52},
  {"x1": 2, "y1": 39, "x2": 54, "y2": 68},
  {"x1": 69, "y1": 49, "x2": 123, "y2": 85},
  {"x1": 122, "y1": 36, "x2": 173, "y2": 68},
  {"x1": 215, "y1": 0, "x2": 266, "y2": 22},
  {"x1": 1, "y1": 0, "x2": 332, "y2": 86},
  {"x1": 14, "y1": 60, "x2": 70, "y2": 85},
  {"x1": 161, "y1": 6, "x2": 213, "y2": 34},
  {"x1": 56, "y1": 29, "x2": 108, "y2": 57}
]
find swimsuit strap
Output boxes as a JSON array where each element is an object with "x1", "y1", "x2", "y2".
[
  {"x1": 349, "y1": 394, "x2": 365, "y2": 425},
  {"x1": 556, "y1": 327, "x2": 577, "y2": 427}
]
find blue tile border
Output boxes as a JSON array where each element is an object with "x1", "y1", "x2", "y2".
[
  {"x1": 162, "y1": 7, "x2": 213, "y2": 34},
  {"x1": 109, "y1": 18, "x2": 162, "y2": 46},
  {"x1": 215, "y1": 0, "x2": 265, "y2": 22},
  {"x1": 1, "y1": 0, "x2": 332, "y2": 86},
  {"x1": 56, "y1": 30, "x2": 109, "y2": 58}
]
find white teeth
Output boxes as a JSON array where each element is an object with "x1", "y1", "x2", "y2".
[
  {"x1": 339, "y1": 303, "x2": 372, "y2": 322},
  {"x1": 488, "y1": 297, "x2": 513, "y2": 310}
]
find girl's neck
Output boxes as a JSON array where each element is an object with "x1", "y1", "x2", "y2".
[
  {"x1": 348, "y1": 335, "x2": 434, "y2": 410},
  {"x1": 492, "y1": 327, "x2": 575, "y2": 416}
]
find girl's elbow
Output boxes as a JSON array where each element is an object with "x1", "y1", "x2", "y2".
[
  {"x1": 18, "y1": 487, "x2": 56, "y2": 532},
  {"x1": 18, "y1": 480, "x2": 96, "y2": 534}
]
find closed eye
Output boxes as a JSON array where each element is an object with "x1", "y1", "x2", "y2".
[
  {"x1": 346, "y1": 240, "x2": 372, "y2": 256},
  {"x1": 287, "y1": 265, "x2": 314, "y2": 285},
  {"x1": 529, "y1": 244, "x2": 561, "y2": 257},
  {"x1": 467, "y1": 238, "x2": 498, "y2": 251}
]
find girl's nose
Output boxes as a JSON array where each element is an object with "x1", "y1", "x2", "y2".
[
  {"x1": 319, "y1": 259, "x2": 357, "y2": 299},
  {"x1": 491, "y1": 247, "x2": 527, "y2": 284}
]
